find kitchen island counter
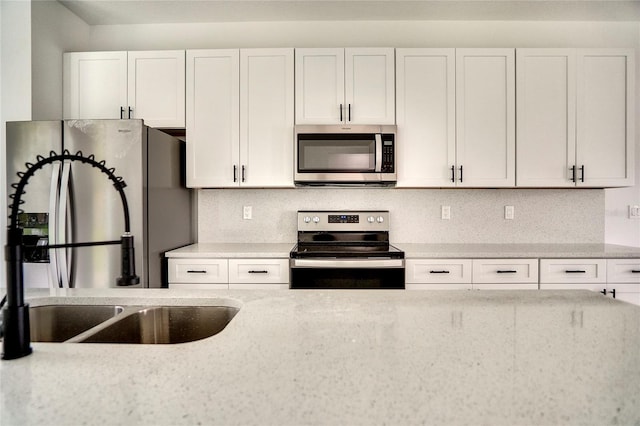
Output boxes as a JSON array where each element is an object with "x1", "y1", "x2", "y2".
[{"x1": 1, "y1": 288, "x2": 639, "y2": 425}]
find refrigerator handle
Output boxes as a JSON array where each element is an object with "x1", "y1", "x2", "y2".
[
  {"x1": 48, "y1": 162, "x2": 62, "y2": 289},
  {"x1": 57, "y1": 161, "x2": 72, "y2": 289}
]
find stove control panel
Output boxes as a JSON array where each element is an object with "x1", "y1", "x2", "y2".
[{"x1": 298, "y1": 211, "x2": 390, "y2": 232}]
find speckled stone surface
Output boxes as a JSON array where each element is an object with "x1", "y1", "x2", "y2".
[
  {"x1": 2, "y1": 288, "x2": 639, "y2": 425},
  {"x1": 397, "y1": 243, "x2": 640, "y2": 258},
  {"x1": 165, "y1": 242, "x2": 640, "y2": 260},
  {"x1": 165, "y1": 243, "x2": 295, "y2": 258}
]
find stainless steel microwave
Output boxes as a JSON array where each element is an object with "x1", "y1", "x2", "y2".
[{"x1": 294, "y1": 125, "x2": 397, "y2": 185}]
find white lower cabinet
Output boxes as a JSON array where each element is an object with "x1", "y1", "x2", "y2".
[
  {"x1": 406, "y1": 259, "x2": 472, "y2": 290},
  {"x1": 168, "y1": 258, "x2": 229, "y2": 289},
  {"x1": 472, "y1": 259, "x2": 539, "y2": 289},
  {"x1": 540, "y1": 258, "x2": 640, "y2": 306},
  {"x1": 406, "y1": 258, "x2": 538, "y2": 290},
  {"x1": 228, "y1": 259, "x2": 289, "y2": 290},
  {"x1": 606, "y1": 259, "x2": 640, "y2": 305},
  {"x1": 168, "y1": 258, "x2": 288, "y2": 289}
]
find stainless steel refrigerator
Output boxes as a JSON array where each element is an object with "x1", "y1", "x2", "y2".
[{"x1": 6, "y1": 119, "x2": 193, "y2": 289}]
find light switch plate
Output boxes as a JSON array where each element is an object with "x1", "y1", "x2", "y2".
[
  {"x1": 505, "y1": 205, "x2": 515, "y2": 220},
  {"x1": 243, "y1": 205, "x2": 252, "y2": 220},
  {"x1": 441, "y1": 206, "x2": 451, "y2": 220},
  {"x1": 630, "y1": 205, "x2": 640, "y2": 219}
]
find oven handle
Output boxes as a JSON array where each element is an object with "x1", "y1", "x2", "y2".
[
  {"x1": 291, "y1": 258, "x2": 404, "y2": 269},
  {"x1": 374, "y1": 133, "x2": 383, "y2": 172}
]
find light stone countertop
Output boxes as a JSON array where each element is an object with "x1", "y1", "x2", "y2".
[
  {"x1": 165, "y1": 243, "x2": 295, "y2": 258},
  {"x1": 1, "y1": 288, "x2": 639, "y2": 425},
  {"x1": 396, "y1": 243, "x2": 640, "y2": 258},
  {"x1": 166, "y1": 243, "x2": 640, "y2": 259}
]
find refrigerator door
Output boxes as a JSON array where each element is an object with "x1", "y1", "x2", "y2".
[
  {"x1": 6, "y1": 121, "x2": 63, "y2": 289},
  {"x1": 63, "y1": 120, "x2": 145, "y2": 288}
]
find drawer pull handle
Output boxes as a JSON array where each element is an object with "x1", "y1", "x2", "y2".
[
  {"x1": 430, "y1": 270, "x2": 450, "y2": 274},
  {"x1": 497, "y1": 270, "x2": 517, "y2": 274},
  {"x1": 187, "y1": 270, "x2": 207, "y2": 274},
  {"x1": 565, "y1": 270, "x2": 586, "y2": 274},
  {"x1": 248, "y1": 270, "x2": 268, "y2": 274},
  {"x1": 632, "y1": 270, "x2": 640, "y2": 273}
]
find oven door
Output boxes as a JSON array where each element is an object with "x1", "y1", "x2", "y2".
[{"x1": 290, "y1": 258, "x2": 405, "y2": 289}]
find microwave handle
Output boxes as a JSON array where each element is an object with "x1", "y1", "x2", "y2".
[{"x1": 375, "y1": 134, "x2": 383, "y2": 172}]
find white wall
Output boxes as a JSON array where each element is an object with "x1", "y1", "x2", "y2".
[
  {"x1": 86, "y1": 19, "x2": 640, "y2": 246},
  {"x1": 1, "y1": 0, "x2": 33, "y2": 287},
  {"x1": 31, "y1": 0, "x2": 90, "y2": 120}
]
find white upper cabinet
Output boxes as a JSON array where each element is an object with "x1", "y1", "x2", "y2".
[
  {"x1": 396, "y1": 49, "x2": 456, "y2": 187},
  {"x1": 127, "y1": 51, "x2": 186, "y2": 128},
  {"x1": 295, "y1": 48, "x2": 395, "y2": 124},
  {"x1": 576, "y1": 49, "x2": 634, "y2": 187},
  {"x1": 517, "y1": 48, "x2": 634, "y2": 187},
  {"x1": 63, "y1": 51, "x2": 128, "y2": 120},
  {"x1": 456, "y1": 49, "x2": 516, "y2": 187},
  {"x1": 240, "y1": 49, "x2": 295, "y2": 187},
  {"x1": 186, "y1": 49, "x2": 240, "y2": 188},
  {"x1": 186, "y1": 48, "x2": 294, "y2": 188},
  {"x1": 516, "y1": 49, "x2": 576, "y2": 187},
  {"x1": 64, "y1": 50, "x2": 185, "y2": 128}
]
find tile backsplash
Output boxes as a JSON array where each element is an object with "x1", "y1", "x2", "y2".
[{"x1": 198, "y1": 188, "x2": 604, "y2": 244}]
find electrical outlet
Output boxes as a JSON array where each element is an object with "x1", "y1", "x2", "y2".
[
  {"x1": 630, "y1": 205, "x2": 640, "y2": 219},
  {"x1": 441, "y1": 206, "x2": 451, "y2": 220},
  {"x1": 243, "y1": 206, "x2": 252, "y2": 220},
  {"x1": 505, "y1": 205, "x2": 515, "y2": 220}
]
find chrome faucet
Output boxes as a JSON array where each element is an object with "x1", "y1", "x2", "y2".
[{"x1": 2, "y1": 151, "x2": 140, "y2": 360}]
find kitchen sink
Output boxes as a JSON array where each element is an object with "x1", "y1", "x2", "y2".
[
  {"x1": 30, "y1": 305, "x2": 125, "y2": 342},
  {"x1": 78, "y1": 306, "x2": 239, "y2": 344},
  {"x1": 27, "y1": 304, "x2": 239, "y2": 344}
]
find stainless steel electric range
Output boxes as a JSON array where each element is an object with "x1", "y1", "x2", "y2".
[{"x1": 289, "y1": 210, "x2": 405, "y2": 289}]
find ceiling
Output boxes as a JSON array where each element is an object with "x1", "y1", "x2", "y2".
[{"x1": 58, "y1": 0, "x2": 640, "y2": 25}]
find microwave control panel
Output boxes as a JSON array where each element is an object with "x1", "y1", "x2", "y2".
[{"x1": 381, "y1": 136, "x2": 395, "y2": 173}]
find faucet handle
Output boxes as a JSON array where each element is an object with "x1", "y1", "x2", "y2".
[{"x1": 116, "y1": 233, "x2": 140, "y2": 286}]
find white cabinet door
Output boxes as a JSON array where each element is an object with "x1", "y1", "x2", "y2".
[
  {"x1": 516, "y1": 49, "x2": 576, "y2": 187},
  {"x1": 63, "y1": 51, "x2": 128, "y2": 120},
  {"x1": 186, "y1": 49, "x2": 240, "y2": 188},
  {"x1": 345, "y1": 48, "x2": 395, "y2": 125},
  {"x1": 228, "y1": 259, "x2": 290, "y2": 285},
  {"x1": 472, "y1": 259, "x2": 538, "y2": 288},
  {"x1": 576, "y1": 49, "x2": 634, "y2": 187},
  {"x1": 294, "y1": 48, "x2": 395, "y2": 125},
  {"x1": 167, "y1": 258, "x2": 229, "y2": 286},
  {"x1": 539, "y1": 259, "x2": 607, "y2": 284},
  {"x1": 405, "y1": 258, "x2": 472, "y2": 289},
  {"x1": 127, "y1": 50, "x2": 186, "y2": 128},
  {"x1": 295, "y1": 48, "x2": 344, "y2": 124},
  {"x1": 396, "y1": 49, "x2": 456, "y2": 187},
  {"x1": 240, "y1": 49, "x2": 294, "y2": 187},
  {"x1": 456, "y1": 49, "x2": 515, "y2": 187}
]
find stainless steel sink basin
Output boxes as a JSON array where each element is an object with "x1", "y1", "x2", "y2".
[
  {"x1": 30, "y1": 305, "x2": 125, "y2": 342},
  {"x1": 79, "y1": 306, "x2": 239, "y2": 344}
]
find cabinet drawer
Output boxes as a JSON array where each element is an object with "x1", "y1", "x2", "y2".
[
  {"x1": 472, "y1": 259, "x2": 538, "y2": 283},
  {"x1": 539, "y1": 259, "x2": 606, "y2": 283},
  {"x1": 168, "y1": 259, "x2": 228, "y2": 284},
  {"x1": 406, "y1": 259, "x2": 472, "y2": 284},
  {"x1": 228, "y1": 259, "x2": 289, "y2": 284},
  {"x1": 607, "y1": 259, "x2": 640, "y2": 283}
]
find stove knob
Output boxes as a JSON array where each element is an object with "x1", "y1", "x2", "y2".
[
  {"x1": 303, "y1": 216, "x2": 311, "y2": 223},
  {"x1": 312, "y1": 216, "x2": 320, "y2": 223},
  {"x1": 377, "y1": 216, "x2": 385, "y2": 223},
  {"x1": 367, "y1": 216, "x2": 375, "y2": 223}
]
